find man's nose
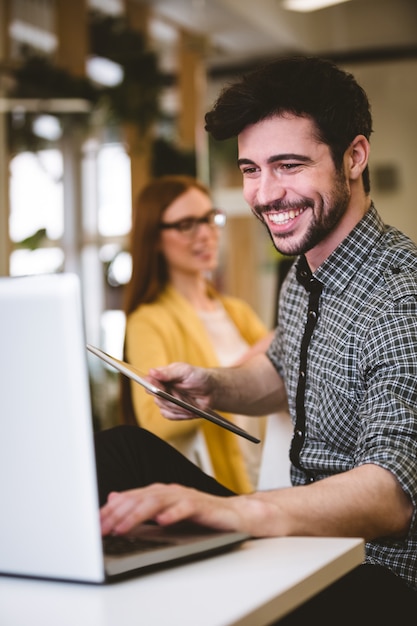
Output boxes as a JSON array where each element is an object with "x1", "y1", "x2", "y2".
[{"x1": 256, "y1": 172, "x2": 286, "y2": 206}]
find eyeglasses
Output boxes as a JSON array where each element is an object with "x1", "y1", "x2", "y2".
[{"x1": 159, "y1": 208, "x2": 226, "y2": 237}]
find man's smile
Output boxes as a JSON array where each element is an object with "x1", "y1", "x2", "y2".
[{"x1": 267, "y1": 207, "x2": 307, "y2": 225}]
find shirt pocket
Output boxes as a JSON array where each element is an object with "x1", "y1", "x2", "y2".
[{"x1": 314, "y1": 348, "x2": 360, "y2": 448}]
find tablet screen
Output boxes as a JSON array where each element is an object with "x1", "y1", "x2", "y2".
[{"x1": 87, "y1": 344, "x2": 260, "y2": 444}]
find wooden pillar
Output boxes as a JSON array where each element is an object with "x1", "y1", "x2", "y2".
[
  {"x1": 178, "y1": 30, "x2": 209, "y2": 183},
  {"x1": 0, "y1": 0, "x2": 10, "y2": 59},
  {"x1": 123, "y1": 1, "x2": 152, "y2": 205},
  {"x1": 123, "y1": 122, "x2": 153, "y2": 208},
  {"x1": 223, "y1": 216, "x2": 260, "y2": 314},
  {"x1": 55, "y1": 0, "x2": 88, "y2": 76},
  {"x1": 125, "y1": 0, "x2": 149, "y2": 33},
  {"x1": 54, "y1": 0, "x2": 89, "y2": 280}
]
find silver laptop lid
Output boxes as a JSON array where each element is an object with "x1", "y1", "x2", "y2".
[
  {"x1": 0, "y1": 273, "x2": 249, "y2": 584},
  {"x1": 0, "y1": 273, "x2": 105, "y2": 583}
]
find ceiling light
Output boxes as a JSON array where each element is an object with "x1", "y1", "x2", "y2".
[
  {"x1": 282, "y1": 0, "x2": 352, "y2": 12},
  {"x1": 32, "y1": 115, "x2": 62, "y2": 141},
  {"x1": 88, "y1": 0, "x2": 124, "y2": 16},
  {"x1": 86, "y1": 56, "x2": 124, "y2": 87},
  {"x1": 9, "y1": 19, "x2": 57, "y2": 53}
]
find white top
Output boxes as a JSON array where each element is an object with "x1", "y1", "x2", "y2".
[{"x1": 197, "y1": 304, "x2": 264, "y2": 487}]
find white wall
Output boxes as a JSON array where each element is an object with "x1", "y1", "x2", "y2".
[{"x1": 346, "y1": 58, "x2": 417, "y2": 244}]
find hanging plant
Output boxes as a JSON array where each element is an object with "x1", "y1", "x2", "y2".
[
  {"x1": 6, "y1": 54, "x2": 98, "y2": 155},
  {"x1": 89, "y1": 13, "x2": 164, "y2": 132},
  {"x1": 151, "y1": 137, "x2": 196, "y2": 177},
  {"x1": 9, "y1": 53, "x2": 97, "y2": 101},
  {"x1": 6, "y1": 13, "x2": 165, "y2": 153}
]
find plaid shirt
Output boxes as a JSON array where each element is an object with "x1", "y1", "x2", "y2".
[{"x1": 267, "y1": 204, "x2": 417, "y2": 590}]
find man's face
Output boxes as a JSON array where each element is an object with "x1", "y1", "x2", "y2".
[{"x1": 237, "y1": 114, "x2": 351, "y2": 265}]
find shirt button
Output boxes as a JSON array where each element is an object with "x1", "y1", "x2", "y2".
[
  {"x1": 308, "y1": 310, "x2": 317, "y2": 320},
  {"x1": 300, "y1": 370, "x2": 306, "y2": 378},
  {"x1": 295, "y1": 430, "x2": 303, "y2": 437},
  {"x1": 308, "y1": 476, "x2": 315, "y2": 483}
]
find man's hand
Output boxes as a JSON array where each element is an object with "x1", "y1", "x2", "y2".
[
  {"x1": 100, "y1": 465, "x2": 412, "y2": 541},
  {"x1": 100, "y1": 484, "x2": 257, "y2": 536},
  {"x1": 148, "y1": 362, "x2": 213, "y2": 420},
  {"x1": 148, "y1": 353, "x2": 287, "y2": 418}
]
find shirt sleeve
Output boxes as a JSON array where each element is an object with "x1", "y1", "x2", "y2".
[{"x1": 356, "y1": 295, "x2": 417, "y2": 535}]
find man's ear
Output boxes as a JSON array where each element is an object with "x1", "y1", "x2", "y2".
[{"x1": 346, "y1": 135, "x2": 370, "y2": 181}]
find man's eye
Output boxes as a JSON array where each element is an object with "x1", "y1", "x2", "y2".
[{"x1": 241, "y1": 166, "x2": 258, "y2": 175}]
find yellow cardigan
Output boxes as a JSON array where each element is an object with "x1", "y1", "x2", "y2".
[{"x1": 125, "y1": 285, "x2": 268, "y2": 494}]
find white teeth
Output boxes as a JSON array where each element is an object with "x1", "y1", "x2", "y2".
[{"x1": 268, "y1": 207, "x2": 304, "y2": 225}]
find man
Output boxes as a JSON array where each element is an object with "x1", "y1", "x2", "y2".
[{"x1": 97, "y1": 57, "x2": 417, "y2": 621}]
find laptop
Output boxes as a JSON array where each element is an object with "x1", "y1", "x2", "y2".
[
  {"x1": 0, "y1": 273, "x2": 249, "y2": 584},
  {"x1": 87, "y1": 345, "x2": 260, "y2": 444}
]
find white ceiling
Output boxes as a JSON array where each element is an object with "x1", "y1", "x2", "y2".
[{"x1": 144, "y1": 0, "x2": 417, "y2": 73}]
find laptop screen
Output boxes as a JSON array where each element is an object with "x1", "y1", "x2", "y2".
[
  {"x1": 0, "y1": 274, "x2": 248, "y2": 584},
  {"x1": 0, "y1": 274, "x2": 105, "y2": 582}
]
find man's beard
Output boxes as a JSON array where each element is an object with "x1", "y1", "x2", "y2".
[{"x1": 254, "y1": 170, "x2": 350, "y2": 257}]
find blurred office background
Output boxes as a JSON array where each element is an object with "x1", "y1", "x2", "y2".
[{"x1": 1, "y1": 0, "x2": 416, "y2": 426}]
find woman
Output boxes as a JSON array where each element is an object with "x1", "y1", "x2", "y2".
[{"x1": 121, "y1": 175, "x2": 271, "y2": 493}]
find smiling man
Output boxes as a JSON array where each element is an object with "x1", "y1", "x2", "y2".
[
  {"x1": 237, "y1": 115, "x2": 368, "y2": 270},
  {"x1": 96, "y1": 57, "x2": 417, "y2": 623}
]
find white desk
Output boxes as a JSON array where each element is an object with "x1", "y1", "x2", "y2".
[{"x1": 0, "y1": 536, "x2": 364, "y2": 626}]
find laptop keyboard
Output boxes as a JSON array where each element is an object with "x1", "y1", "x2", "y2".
[{"x1": 103, "y1": 534, "x2": 172, "y2": 556}]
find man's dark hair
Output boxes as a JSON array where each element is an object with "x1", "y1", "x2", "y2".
[{"x1": 205, "y1": 56, "x2": 373, "y2": 192}]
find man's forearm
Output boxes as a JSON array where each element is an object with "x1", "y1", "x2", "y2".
[
  {"x1": 244, "y1": 464, "x2": 413, "y2": 540},
  {"x1": 210, "y1": 353, "x2": 287, "y2": 416}
]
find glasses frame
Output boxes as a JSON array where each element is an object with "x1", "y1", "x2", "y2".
[{"x1": 159, "y1": 208, "x2": 226, "y2": 237}]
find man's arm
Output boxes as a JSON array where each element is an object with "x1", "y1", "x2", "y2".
[
  {"x1": 100, "y1": 464, "x2": 413, "y2": 542},
  {"x1": 149, "y1": 352, "x2": 287, "y2": 418}
]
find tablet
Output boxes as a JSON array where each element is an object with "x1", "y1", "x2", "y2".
[{"x1": 87, "y1": 344, "x2": 260, "y2": 444}]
